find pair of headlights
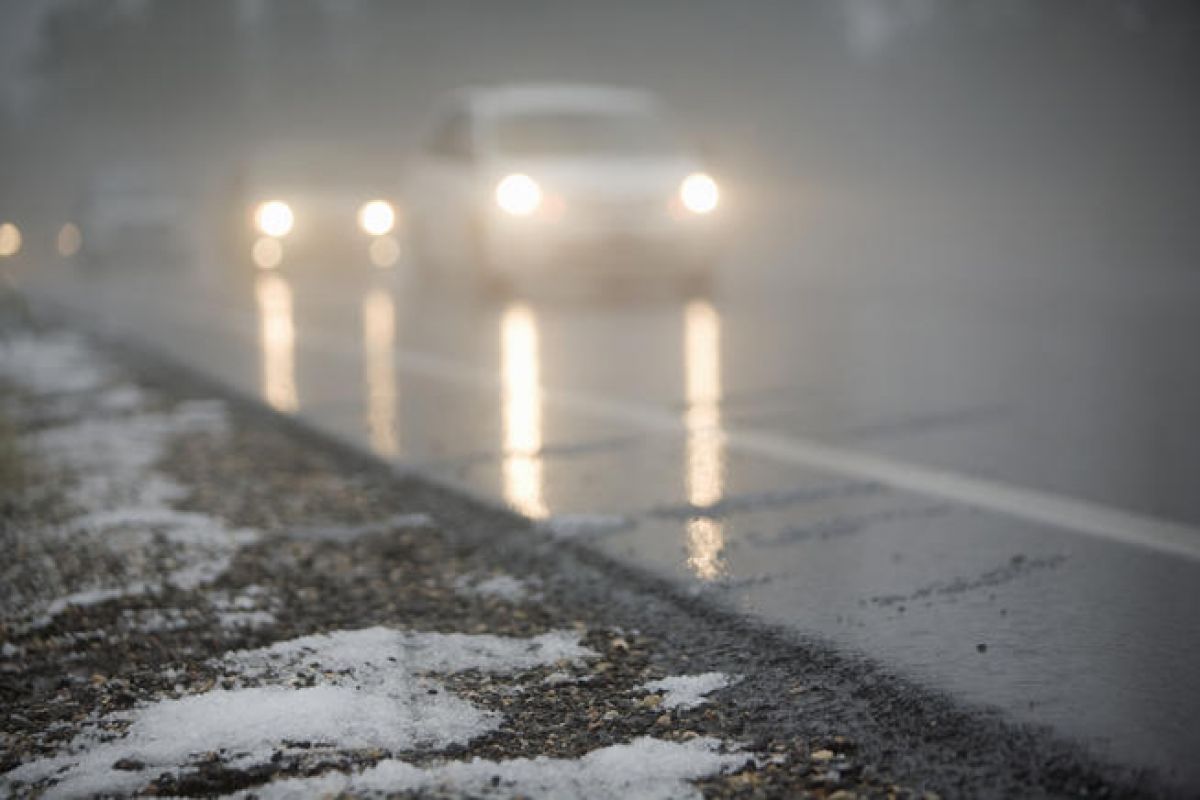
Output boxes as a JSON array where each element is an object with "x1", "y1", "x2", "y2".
[
  {"x1": 254, "y1": 200, "x2": 396, "y2": 238},
  {"x1": 494, "y1": 172, "x2": 719, "y2": 217}
]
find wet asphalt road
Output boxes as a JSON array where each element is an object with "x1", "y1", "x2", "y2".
[{"x1": 10, "y1": 176, "x2": 1200, "y2": 789}]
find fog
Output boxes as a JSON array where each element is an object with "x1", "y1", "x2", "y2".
[{"x1": 2, "y1": 0, "x2": 1198, "y2": 271}]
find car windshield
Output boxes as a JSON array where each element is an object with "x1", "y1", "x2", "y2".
[{"x1": 491, "y1": 110, "x2": 677, "y2": 157}]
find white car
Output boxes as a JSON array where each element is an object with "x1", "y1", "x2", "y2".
[{"x1": 405, "y1": 84, "x2": 722, "y2": 291}]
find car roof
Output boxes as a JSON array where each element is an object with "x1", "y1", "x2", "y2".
[{"x1": 456, "y1": 84, "x2": 661, "y2": 118}]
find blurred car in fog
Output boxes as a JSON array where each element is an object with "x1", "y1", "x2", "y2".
[
  {"x1": 405, "y1": 84, "x2": 722, "y2": 292},
  {"x1": 230, "y1": 143, "x2": 403, "y2": 271},
  {"x1": 77, "y1": 165, "x2": 188, "y2": 267}
]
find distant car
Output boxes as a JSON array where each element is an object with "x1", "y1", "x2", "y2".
[
  {"x1": 405, "y1": 84, "x2": 722, "y2": 291},
  {"x1": 229, "y1": 143, "x2": 403, "y2": 270},
  {"x1": 77, "y1": 165, "x2": 188, "y2": 267}
]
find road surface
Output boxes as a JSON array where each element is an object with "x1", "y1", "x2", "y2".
[{"x1": 11, "y1": 173, "x2": 1200, "y2": 789}]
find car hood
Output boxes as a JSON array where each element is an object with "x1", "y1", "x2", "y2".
[{"x1": 487, "y1": 156, "x2": 700, "y2": 199}]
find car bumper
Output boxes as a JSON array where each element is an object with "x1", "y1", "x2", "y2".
[{"x1": 485, "y1": 217, "x2": 719, "y2": 275}]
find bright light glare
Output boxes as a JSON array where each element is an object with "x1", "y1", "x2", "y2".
[
  {"x1": 501, "y1": 303, "x2": 547, "y2": 519},
  {"x1": 57, "y1": 223, "x2": 83, "y2": 257},
  {"x1": 495, "y1": 174, "x2": 542, "y2": 216},
  {"x1": 0, "y1": 222, "x2": 22, "y2": 257},
  {"x1": 684, "y1": 299, "x2": 726, "y2": 581},
  {"x1": 680, "y1": 173, "x2": 719, "y2": 214},
  {"x1": 358, "y1": 200, "x2": 396, "y2": 236},
  {"x1": 255, "y1": 201, "x2": 294, "y2": 237}
]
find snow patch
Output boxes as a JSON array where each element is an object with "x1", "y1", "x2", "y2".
[
  {"x1": 120, "y1": 607, "x2": 191, "y2": 634},
  {"x1": 223, "y1": 627, "x2": 594, "y2": 680},
  {"x1": 1, "y1": 334, "x2": 254, "y2": 623},
  {"x1": 640, "y1": 673, "x2": 737, "y2": 710},
  {"x1": 237, "y1": 736, "x2": 744, "y2": 800},
  {"x1": 217, "y1": 610, "x2": 276, "y2": 629},
  {"x1": 454, "y1": 573, "x2": 532, "y2": 602},
  {"x1": 3, "y1": 628, "x2": 597, "y2": 799},
  {"x1": 0, "y1": 332, "x2": 108, "y2": 396}
]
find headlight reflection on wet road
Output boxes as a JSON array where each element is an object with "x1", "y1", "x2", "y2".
[
  {"x1": 684, "y1": 299, "x2": 726, "y2": 580},
  {"x1": 362, "y1": 286, "x2": 399, "y2": 457},
  {"x1": 255, "y1": 272, "x2": 298, "y2": 413},
  {"x1": 500, "y1": 302, "x2": 548, "y2": 520}
]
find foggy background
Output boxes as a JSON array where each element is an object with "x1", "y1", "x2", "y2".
[{"x1": 2, "y1": 0, "x2": 1199, "y2": 275}]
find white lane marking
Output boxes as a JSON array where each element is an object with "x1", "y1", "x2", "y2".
[
  {"x1": 392, "y1": 355, "x2": 1200, "y2": 562},
  {"x1": 32, "y1": 277, "x2": 1200, "y2": 563}
]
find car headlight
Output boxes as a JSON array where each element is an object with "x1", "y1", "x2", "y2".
[
  {"x1": 680, "y1": 173, "x2": 719, "y2": 214},
  {"x1": 0, "y1": 222, "x2": 21, "y2": 257},
  {"x1": 255, "y1": 201, "x2": 294, "y2": 238},
  {"x1": 495, "y1": 174, "x2": 542, "y2": 216},
  {"x1": 358, "y1": 200, "x2": 395, "y2": 236}
]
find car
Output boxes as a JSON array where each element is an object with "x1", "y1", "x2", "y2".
[
  {"x1": 404, "y1": 84, "x2": 723, "y2": 292},
  {"x1": 228, "y1": 142, "x2": 403, "y2": 271}
]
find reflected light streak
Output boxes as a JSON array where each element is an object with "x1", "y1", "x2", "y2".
[
  {"x1": 500, "y1": 303, "x2": 548, "y2": 519},
  {"x1": 684, "y1": 299, "x2": 726, "y2": 580},
  {"x1": 255, "y1": 273, "x2": 298, "y2": 413},
  {"x1": 362, "y1": 287, "x2": 399, "y2": 457}
]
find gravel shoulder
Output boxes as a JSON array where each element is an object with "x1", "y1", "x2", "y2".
[{"x1": 0, "y1": 293, "x2": 1175, "y2": 798}]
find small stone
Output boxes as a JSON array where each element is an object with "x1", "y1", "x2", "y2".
[
  {"x1": 828, "y1": 791, "x2": 856, "y2": 800},
  {"x1": 655, "y1": 713, "x2": 672, "y2": 726},
  {"x1": 640, "y1": 694, "x2": 663, "y2": 709},
  {"x1": 976, "y1": 643, "x2": 988, "y2": 653},
  {"x1": 112, "y1": 758, "x2": 144, "y2": 771},
  {"x1": 811, "y1": 749, "x2": 835, "y2": 761},
  {"x1": 602, "y1": 709, "x2": 619, "y2": 721},
  {"x1": 610, "y1": 637, "x2": 629, "y2": 652}
]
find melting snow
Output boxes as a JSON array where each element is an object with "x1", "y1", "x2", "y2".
[
  {"x1": 640, "y1": 673, "x2": 737, "y2": 710},
  {"x1": 217, "y1": 610, "x2": 276, "y2": 629},
  {"x1": 0, "y1": 332, "x2": 108, "y2": 395},
  {"x1": 238, "y1": 736, "x2": 744, "y2": 800},
  {"x1": 454, "y1": 573, "x2": 532, "y2": 602},
  {"x1": 119, "y1": 607, "x2": 191, "y2": 634},
  {"x1": 0, "y1": 332, "x2": 255, "y2": 623},
  {"x1": 2, "y1": 628, "x2": 598, "y2": 798}
]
